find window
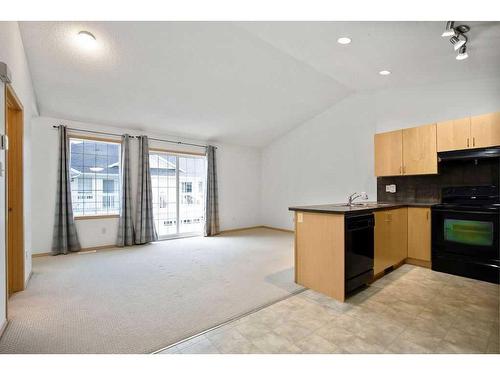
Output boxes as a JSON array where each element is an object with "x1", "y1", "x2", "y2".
[
  {"x1": 70, "y1": 137, "x2": 121, "y2": 217},
  {"x1": 181, "y1": 182, "x2": 192, "y2": 193}
]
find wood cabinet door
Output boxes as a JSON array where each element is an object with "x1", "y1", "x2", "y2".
[
  {"x1": 471, "y1": 112, "x2": 500, "y2": 148},
  {"x1": 407, "y1": 207, "x2": 431, "y2": 261},
  {"x1": 374, "y1": 210, "x2": 390, "y2": 274},
  {"x1": 389, "y1": 208, "x2": 408, "y2": 266},
  {"x1": 437, "y1": 118, "x2": 471, "y2": 152},
  {"x1": 402, "y1": 124, "x2": 437, "y2": 175},
  {"x1": 374, "y1": 130, "x2": 403, "y2": 177}
]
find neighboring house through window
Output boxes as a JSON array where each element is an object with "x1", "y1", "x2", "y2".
[{"x1": 69, "y1": 137, "x2": 121, "y2": 217}]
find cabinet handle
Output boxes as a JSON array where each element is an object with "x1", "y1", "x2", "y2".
[
  {"x1": 399, "y1": 166, "x2": 402, "y2": 175},
  {"x1": 426, "y1": 211, "x2": 429, "y2": 220},
  {"x1": 473, "y1": 137, "x2": 475, "y2": 147},
  {"x1": 467, "y1": 138, "x2": 470, "y2": 147}
]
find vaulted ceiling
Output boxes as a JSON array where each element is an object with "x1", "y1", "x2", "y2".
[{"x1": 19, "y1": 21, "x2": 500, "y2": 147}]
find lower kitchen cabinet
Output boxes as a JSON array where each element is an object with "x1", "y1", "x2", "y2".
[
  {"x1": 374, "y1": 207, "x2": 408, "y2": 275},
  {"x1": 407, "y1": 207, "x2": 431, "y2": 263}
]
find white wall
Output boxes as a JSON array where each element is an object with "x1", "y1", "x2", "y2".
[
  {"x1": 0, "y1": 21, "x2": 39, "y2": 329},
  {"x1": 31, "y1": 116, "x2": 261, "y2": 254},
  {"x1": 261, "y1": 94, "x2": 377, "y2": 230},
  {"x1": 260, "y1": 77, "x2": 500, "y2": 231},
  {"x1": 375, "y1": 77, "x2": 500, "y2": 132}
]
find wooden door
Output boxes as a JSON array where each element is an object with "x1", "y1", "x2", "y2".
[
  {"x1": 407, "y1": 207, "x2": 431, "y2": 262},
  {"x1": 402, "y1": 124, "x2": 437, "y2": 175},
  {"x1": 374, "y1": 130, "x2": 403, "y2": 177},
  {"x1": 437, "y1": 118, "x2": 471, "y2": 152},
  {"x1": 374, "y1": 210, "x2": 392, "y2": 274},
  {"x1": 470, "y1": 112, "x2": 500, "y2": 148},
  {"x1": 5, "y1": 84, "x2": 24, "y2": 296}
]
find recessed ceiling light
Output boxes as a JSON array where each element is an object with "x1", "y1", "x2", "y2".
[
  {"x1": 76, "y1": 31, "x2": 97, "y2": 50},
  {"x1": 379, "y1": 70, "x2": 391, "y2": 76},
  {"x1": 337, "y1": 37, "x2": 351, "y2": 45}
]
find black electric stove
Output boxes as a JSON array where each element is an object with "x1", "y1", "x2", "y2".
[{"x1": 431, "y1": 186, "x2": 500, "y2": 284}]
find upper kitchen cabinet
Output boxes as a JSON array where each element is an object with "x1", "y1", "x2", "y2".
[
  {"x1": 470, "y1": 112, "x2": 500, "y2": 148},
  {"x1": 402, "y1": 124, "x2": 438, "y2": 175},
  {"x1": 374, "y1": 130, "x2": 403, "y2": 176},
  {"x1": 437, "y1": 117, "x2": 471, "y2": 152}
]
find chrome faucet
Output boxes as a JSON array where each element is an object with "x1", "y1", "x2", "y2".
[{"x1": 347, "y1": 192, "x2": 368, "y2": 206}]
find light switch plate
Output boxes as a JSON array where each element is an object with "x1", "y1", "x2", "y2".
[
  {"x1": 385, "y1": 184, "x2": 396, "y2": 193},
  {"x1": 297, "y1": 213, "x2": 303, "y2": 223}
]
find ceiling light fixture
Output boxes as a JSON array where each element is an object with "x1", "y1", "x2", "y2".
[
  {"x1": 441, "y1": 21, "x2": 456, "y2": 37},
  {"x1": 450, "y1": 35, "x2": 466, "y2": 51},
  {"x1": 76, "y1": 30, "x2": 97, "y2": 50},
  {"x1": 456, "y1": 45, "x2": 469, "y2": 60},
  {"x1": 379, "y1": 70, "x2": 391, "y2": 76},
  {"x1": 441, "y1": 22, "x2": 471, "y2": 60},
  {"x1": 337, "y1": 37, "x2": 351, "y2": 45}
]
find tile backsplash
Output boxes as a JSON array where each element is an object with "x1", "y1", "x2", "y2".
[{"x1": 377, "y1": 158, "x2": 500, "y2": 203}]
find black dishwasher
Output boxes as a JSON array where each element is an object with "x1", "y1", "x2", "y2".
[{"x1": 344, "y1": 213, "x2": 375, "y2": 294}]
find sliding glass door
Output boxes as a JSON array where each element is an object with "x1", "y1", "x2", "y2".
[{"x1": 150, "y1": 151, "x2": 206, "y2": 238}]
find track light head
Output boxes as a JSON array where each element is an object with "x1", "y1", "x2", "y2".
[
  {"x1": 441, "y1": 21, "x2": 456, "y2": 37},
  {"x1": 450, "y1": 35, "x2": 466, "y2": 51},
  {"x1": 456, "y1": 45, "x2": 469, "y2": 60}
]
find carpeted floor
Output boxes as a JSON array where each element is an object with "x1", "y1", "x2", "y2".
[{"x1": 0, "y1": 228, "x2": 301, "y2": 354}]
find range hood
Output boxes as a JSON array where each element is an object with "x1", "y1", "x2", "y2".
[{"x1": 438, "y1": 146, "x2": 500, "y2": 162}]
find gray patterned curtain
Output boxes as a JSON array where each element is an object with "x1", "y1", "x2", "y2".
[
  {"x1": 116, "y1": 134, "x2": 135, "y2": 246},
  {"x1": 204, "y1": 145, "x2": 219, "y2": 236},
  {"x1": 135, "y1": 136, "x2": 158, "y2": 244},
  {"x1": 52, "y1": 125, "x2": 81, "y2": 255}
]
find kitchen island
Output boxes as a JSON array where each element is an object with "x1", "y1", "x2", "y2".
[{"x1": 289, "y1": 202, "x2": 434, "y2": 302}]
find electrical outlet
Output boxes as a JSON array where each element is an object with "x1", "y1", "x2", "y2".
[{"x1": 385, "y1": 184, "x2": 397, "y2": 193}]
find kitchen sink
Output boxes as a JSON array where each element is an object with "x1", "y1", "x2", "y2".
[{"x1": 336, "y1": 202, "x2": 393, "y2": 207}]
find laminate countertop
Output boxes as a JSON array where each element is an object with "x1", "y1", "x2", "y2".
[{"x1": 288, "y1": 201, "x2": 436, "y2": 215}]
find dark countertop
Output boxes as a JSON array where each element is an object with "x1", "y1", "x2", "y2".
[{"x1": 288, "y1": 201, "x2": 436, "y2": 215}]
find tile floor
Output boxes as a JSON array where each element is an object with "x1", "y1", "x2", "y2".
[{"x1": 158, "y1": 265, "x2": 499, "y2": 354}]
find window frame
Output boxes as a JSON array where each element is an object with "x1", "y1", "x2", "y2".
[{"x1": 69, "y1": 134, "x2": 122, "y2": 220}]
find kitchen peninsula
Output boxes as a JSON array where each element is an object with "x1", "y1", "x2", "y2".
[{"x1": 289, "y1": 202, "x2": 433, "y2": 302}]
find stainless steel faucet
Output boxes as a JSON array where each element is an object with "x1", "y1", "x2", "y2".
[{"x1": 347, "y1": 192, "x2": 368, "y2": 206}]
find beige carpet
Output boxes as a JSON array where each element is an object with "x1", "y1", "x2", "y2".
[{"x1": 0, "y1": 228, "x2": 301, "y2": 354}]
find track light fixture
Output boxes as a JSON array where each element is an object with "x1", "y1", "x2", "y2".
[
  {"x1": 442, "y1": 21, "x2": 471, "y2": 61},
  {"x1": 456, "y1": 45, "x2": 469, "y2": 60},
  {"x1": 450, "y1": 35, "x2": 466, "y2": 51},
  {"x1": 441, "y1": 21, "x2": 456, "y2": 37}
]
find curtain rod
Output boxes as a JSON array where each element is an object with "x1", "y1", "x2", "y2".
[{"x1": 52, "y1": 125, "x2": 216, "y2": 149}]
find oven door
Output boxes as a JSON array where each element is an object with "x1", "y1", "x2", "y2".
[{"x1": 432, "y1": 208, "x2": 499, "y2": 260}]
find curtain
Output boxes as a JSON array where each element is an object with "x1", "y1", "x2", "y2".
[
  {"x1": 116, "y1": 134, "x2": 135, "y2": 246},
  {"x1": 135, "y1": 136, "x2": 158, "y2": 244},
  {"x1": 51, "y1": 125, "x2": 81, "y2": 255},
  {"x1": 204, "y1": 145, "x2": 219, "y2": 236}
]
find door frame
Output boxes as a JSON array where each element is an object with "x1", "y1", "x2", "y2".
[
  {"x1": 5, "y1": 83, "x2": 24, "y2": 299},
  {"x1": 149, "y1": 148, "x2": 207, "y2": 239}
]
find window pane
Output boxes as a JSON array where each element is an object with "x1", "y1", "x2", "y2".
[
  {"x1": 179, "y1": 155, "x2": 206, "y2": 234},
  {"x1": 69, "y1": 137, "x2": 121, "y2": 216}
]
